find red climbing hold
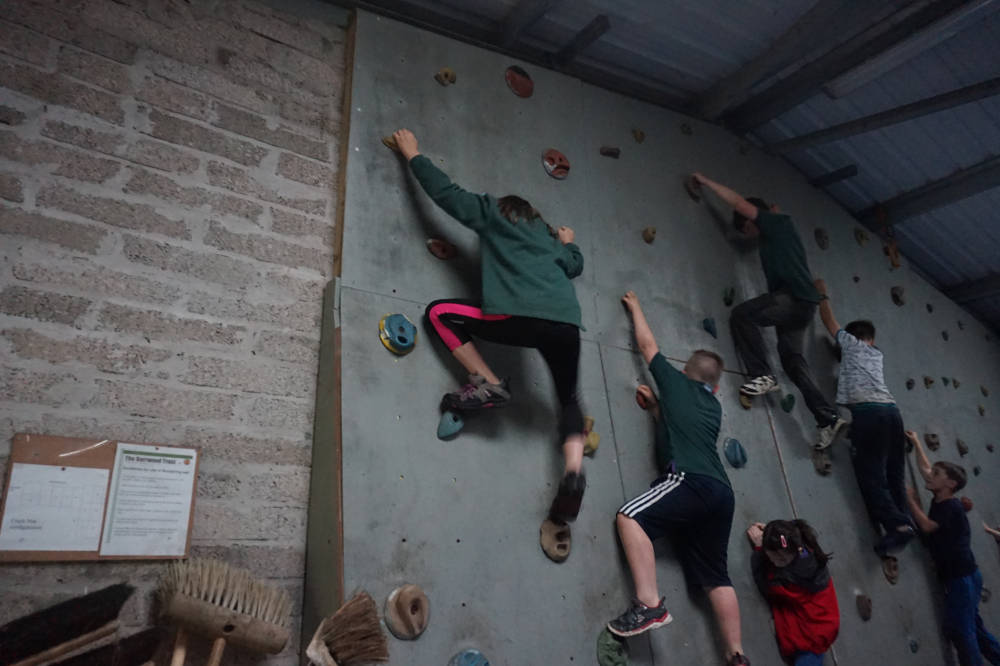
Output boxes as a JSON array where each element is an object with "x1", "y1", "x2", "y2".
[
  {"x1": 542, "y1": 149, "x2": 570, "y2": 180},
  {"x1": 505, "y1": 65, "x2": 533, "y2": 98}
]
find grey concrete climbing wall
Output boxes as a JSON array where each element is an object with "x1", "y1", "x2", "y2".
[{"x1": 340, "y1": 12, "x2": 1000, "y2": 665}]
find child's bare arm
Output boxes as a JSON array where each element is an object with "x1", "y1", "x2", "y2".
[
  {"x1": 906, "y1": 430, "x2": 934, "y2": 481},
  {"x1": 907, "y1": 486, "x2": 939, "y2": 534},
  {"x1": 813, "y1": 279, "x2": 839, "y2": 338},
  {"x1": 983, "y1": 522, "x2": 1000, "y2": 540},
  {"x1": 623, "y1": 291, "x2": 659, "y2": 364},
  {"x1": 691, "y1": 172, "x2": 758, "y2": 221}
]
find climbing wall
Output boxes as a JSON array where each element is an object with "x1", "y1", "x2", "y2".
[{"x1": 339, "y1": 12, "x2": 1000, "y2": 665}]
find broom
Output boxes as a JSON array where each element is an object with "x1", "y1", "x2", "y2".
[
  {"x1": 305, "y1": 591, "x2": 388, "y2": 666},
  {"x1": 159, "y1": 558, "x2": 292, "y2": 666}
]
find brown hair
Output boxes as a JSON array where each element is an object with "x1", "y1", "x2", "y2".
[
  {"x1": 763, "y1": 519, "x2": 831, "y2": 567},
  {"x1": 687, "y1": 349, "x2": 724, "y2": 385},
  {"x1": 498, "y1": 195, "x2": 556, "y2": 238},
  {"x1": 933, "y1": 461, "x2": 967, "y2": 491},
  {"x1": 733, "y1": 196, "x2": 769, "y2": 232}
]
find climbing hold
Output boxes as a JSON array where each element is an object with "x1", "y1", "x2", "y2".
[
  {"x1": 957, "y1": 320, "x2": 965, "y2": 330},
  {"x1": 974, "y1": 466, "x2": 981, "y2": 476},
  {"x1": 812, "y1": 448, "x2": 832, "y2": 476},
  {"x1": 384, "y1": 584, "x2": 430, "y2": 640},
  {"x1": 437, "y1": 411, "x2": 464, "y2": 439},
  {"x1": 680, "y1": 122, "x2": 692, "y2": 136},
  {"x1": 960, "y1": 496, "x2": 973, "y2": 512},
  {"x1": 927, "y1": 303, "x2": 934, "y2": 313},
  {"x1": 379, "y1": 313, "x2": 417, "y2": 355},
  {"x1": 909, "y1": 639, "x2": 919, "y2": 654},
  {"x1": 723, "y1": 287, "x2": 736, "y2": 307},
  {"x1": 596, "y1": 628, "x2": 628, "y2": 666},
  {"x1": 890, "y1": 286, "x2": 905, "y2": 306},
  {"x1": 504, "y1": 65, "x2": 533, "y2": 98},
  {"x1": 988, "y1": 444, "x2": 994, "y2": 453},
  {"x1": 642, "y1": 226, "x2": 656, "y2": 244},
  {"x1": 685, "y1": 174, "x2": 702, "y2": 202},
  {"x1": 723, "y1": 438, "x2": 747, "y2": 469},
  {"x1": 702, "y1": 317, "x2": 718, "y2": 339},
  {"x1": 906, "y1": 378, "x2": 915, "y2": 390},
  {"x1": 925, "y1": 433, "x2": 940, "y2": 451},
  {"x1": 953, "y1": 378, "x2": 960, "y2": 389},
  {"x1": 434, "y1": 67, "x2": 457, "y2": 86},
  {"x1": 632, "y1": 128, "x2": 645, "y2": 143},
  {"x1": 781, "y1": 393, "x2": 795, "y2": 413},
  {"x1": 853, "y1": 275, "x2": 860, "y2": 283},
  {"x1": 426, "y1": 238, "x2": 457, "y2": 260},
  {"x1": 881, "y1": 555, "x2": 898, "y2": 585},
  {"x1": 449, "y1": 648, "x2": 490, "y2": 666},
  {"x1": 982, "y1": 385, "x2": 990, "y2": 397},
  {"x1": 635, "y1": 386, "x2": 654, "y2": 411},
  {"x1": 381, "y1": 134, "x2": 400, "y2": 152},
  {"x1": 983, "y1": 587, "x2": 992, "y2": 603},
  {"x1": 541, "y1": 148, "x2": 570, "y2": 180},
  {"x1": 599, "y1": 146, "x2": 621, "y2": 159},
  {"x1": 814, "y1": 228, "x2": 830, "y2": 250},
  {"x1": 739, "y1": 394, "x2": 753, "y2": 410},
  {"x1": 856, "y1": 594, "x2": 872, "y2": 621},
  {"x1": 540, "y1": 518, "x2": 571, "y2": 563},
  {"x1": 924, "y1": 376, "x2": 934, "y2": 388},
  {"x1": 942, "y1": 330, "x2": 949, "y2": 341},
  {"x1": 943, "y1": 377, "x2": 950, "y2": 387},
  {"x1": 854, "y1": 228, "x2": 869, "y2": 246},
  {"x1": 980, "y1": 405, "x2": 986, "y2": 417},
  {"x1": 957, "y1": 439, "x2": 969, "y2": 457},
  {"x1": 583, "y1": 416, "x2": 600, "y2": 457}
]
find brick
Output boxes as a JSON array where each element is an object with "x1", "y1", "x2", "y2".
[
  {"x1": 204, "y1": 221, "x2": 330, "y2": 274},
  {"x1": 125, "y1": 139, "x2": 200, "y2": 174},
  {"x1": 0, "y1": 105, "x2": 27, "y2": 126},
  {"x1": 262, "y1": 271, "x2": 326, "y2": 303},
  {"x1": 253, "y1": 330, "x2": 319, "y2": 365},
  {"x1": 187, "y1": 293, "x2": 321, "y2": 333},
  {"x1": 184, "y1": 427, "x2": 310, "y2": 466},
  {"x1": 188, "y1": 543, "x2": 305, "y2": 579},
  {"x1": 2, "y1": 0, "x2": 138, "y2": 63},
  {"x1": 181, "y1": 356, "x2": 314, "y2": 398},
  {"x1": 135, "y1": 75, "x2": 211, "y2": 122},
  {"x1": 192, "y1": 503, "x2": 306, "y2": 541},
  {"x1": 276, "y1": 152, "x2": 334, "y2": 188},
  {"x1": 244, "y1": 396, "x2": 313, "y2": 433},
  {"x1": 270, "y1": 208, "x2": 334, "y2": 246},
  {"x1": 97, "y1": 302, "x2": 245, "y2": 345},
  {"x1": 41, "y1": 120, "x2": 125, "y2": 154},
  {"x1": 56, "y1": 44, "x2": 129, "y2": 92},
  {"x1": 0, "y1": 61, "x2": 124, "y2": 125},
  {"x1": 146, "y1": 109, "x2": 267, "y2": 167},
  {"x1": 1, "y1": 366, "x2": 80, "y2": 406},
  {"x1": 196, "y1": 468, "x2": 243, "y2": 501},
  {"x1": 38, "y1": 183, "x2": 191, "y2": 239},
  {"x1": 121, "y1": 234, "x2": 259, "y2": 287},
  {"x1": 0, "y1": 18, "x2": 51, "y2": 66},
  {"x1": 207, "y1": 162, "x2": 325, "y2": 216},
  {"x1": 40, "y1": 121, "x2": 199, "y2": 174},
  {"x1": 214, "y1": 105, "x2": 328, "y2": 161},
  {"x1": 223, "y1": 0, "x2": 330, "y2": 58},
  {"x1": 3, "y1": 328, "x2": 173, "y2": 374},
  {"x1": 0, "y1": 130, "x2": 121, "y2": 183},
  {"x1": 0, "y1": 207, "x2": 107, "y2": 253},
  {"x1": 0, "y1": 286, "x2": 90, "y2": 324},
  {"x1": 13, "y1": 262, "x2": 181, "y2": 304},
  {"x1": 124, "y1": 169, "x2": 263, "y2": 223},
  {"x1": 247, "y1": 466, "x2": 310, "y2": 505},
  {"x1": 8, "y1": 413, "x2": 185, "y2": 450},
  {"x1": 89, "y1": 378, "x2": 235, "y2": 421},
  {"x1": 0, "y1": 174, "x2": 24, "y2": 202}
]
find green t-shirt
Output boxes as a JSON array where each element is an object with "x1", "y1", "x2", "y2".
[
  {"x1": 650, "y1": 353, "x2": 729, "y2": 487},
  {"x1": 409, "y1": 155, "x2": 583, "y2": 327},
  {"x1": 755, "y1": 210, "x2": 820, "y2": 303}
]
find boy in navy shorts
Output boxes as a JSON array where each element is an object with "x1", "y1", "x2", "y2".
[{"x1": 607, "y1": 291, "x2": 749, "y2": 666}]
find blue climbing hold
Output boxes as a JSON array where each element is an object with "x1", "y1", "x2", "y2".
[
  {"x1": 379, "y1": 313, "x2": 417, "y2": 355},
  {"x1": 724, "y1": 437, "x2": 747, "y2": 468},
  {"x1": 437, "y1": 411, "x2": 464, "y2": 439},
  {"x1": 448, "y1": 649, "x2": 490, "y2": 666},
  {"x1": 702, "y1": 317, "x2": 718, "y2": 339}
]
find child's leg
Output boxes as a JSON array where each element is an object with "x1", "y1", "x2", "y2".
[
  {"x1": 425, "y1": 299, "x2": 507, "y2": 384},
  {"x1": 973, "y1": 570, "x2": 1000, "y2": 664},
  {"x1": 705, "y1": 586, "x2": 743, "y2": 660},
  {"x1": 775, "y1": 323, "x2": 839, "y2": 428},
  {"x1": 850, "y1": 409, "x2": 913, "y2": 549},
  {"x1": 885, "y1": 411, "x2": 910, "y2": 516},
  {"x1": 944, "y1": 574, "x2": 984, "y2": 666},
  {"x1": 617, "y1": 512, "x2": 659, "y2": 607},
  {"x1": 536, "y1": 322, "x2": 584, "y2": 475}
]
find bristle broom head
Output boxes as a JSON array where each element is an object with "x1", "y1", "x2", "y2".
[
  {"x1": 310, "y1": 592, "x2": 388, "y2": 665},
  {"x1": 160, "y1": 558, "x2": 292, "y2": 627}
]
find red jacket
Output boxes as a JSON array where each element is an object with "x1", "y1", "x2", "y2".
[{"x1": 752, "y1": 548, "x2": 840, "y2": 658}]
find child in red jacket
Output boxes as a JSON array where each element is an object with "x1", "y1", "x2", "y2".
[{"x1": 746, "y1": 519, "x2": 840, "y2": 665}]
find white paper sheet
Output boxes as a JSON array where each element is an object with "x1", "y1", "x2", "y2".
[
  {"x1": 0, "y1": 463, "x2": 109, "y2": 551},
  {"x1": 100, "y1": 443, "x2": 197, "y2": 556}
]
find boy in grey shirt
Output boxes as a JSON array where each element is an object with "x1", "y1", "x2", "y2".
[{"x1": 815, "y1": 279, "x2": 915, "y2": 569}]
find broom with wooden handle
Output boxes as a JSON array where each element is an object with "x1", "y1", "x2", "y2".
[
  {"x1": 305, "y1": 591, "x2": 388, "y2": 666},
  {"x1": 159, "y1": 558, "x2": 292, "y2": 666}
]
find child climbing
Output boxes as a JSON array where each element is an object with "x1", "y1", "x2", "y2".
[
  {"x1": 390, "y1": 129, "x2": 589, "y2": 548},
  {"x1": 906, "y1": 435, "x2": 1000, "y2": 665},
  {"x1": 607, "y1": 290, "x2": 749, "y2": 666},
  {"x1": 746, "y1": 519, "x2": 840, "y2": 666},
  {"x1": 814, "y1": 279, "x2": 916, "y2": 578},
  {"x1": 689, "y1": 172, "x2": 844, "y2": 452}
]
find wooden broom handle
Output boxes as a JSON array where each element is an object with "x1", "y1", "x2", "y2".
[
  {"x1": 170, "y1": 627, "x2": 188, "y2": 666},
  {"x1": 206, "y1": 637, "x2": 227, "y2": 666},
  {"x1": 11, "y1": 620, "x2": 119, "y2": 666}
]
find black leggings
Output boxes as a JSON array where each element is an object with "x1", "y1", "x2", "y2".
[{"x1": 426, "y1": 298, "x2": 584, "y2": 438}]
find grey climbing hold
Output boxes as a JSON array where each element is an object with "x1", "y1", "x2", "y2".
[
  {"x1": 814, "y1": 228, "x2": 830, "y2": 250},
  {"x1": 890, "y1": 286, "x2": 905, "y2": 306},
  {"x1": 781, "y1": 394, "x2": 795, "y2": 413},
  {"x1": 953, "y1": 378, "x2": 960, "y2": 388},
  {"x1": 600, "y1": 146, "x2": 621, "y2": 159},
  {"x1": 723, "y1": 287, "x2": 736, "y2": 307},
  {"x1": 909, "y1": 639, "x2": 919, "y2": 654},
  {"x1": 983, "y1": 587, "x2": 992, "y2": 603},
  {"x1": 680, "y1": 122, "x2": 692, "y2": 136},
  {"x1": 856, "y1": 594, "x2": 872, "y2": 621},
  {"x1": 988, "y1": 443, "x2": 995, "y2": 453},
  {"x1": 942, "y1": 330, "x2": 949, "y2": 341},
  {"x1": 437, "y1": 411, "x2": 464, "y2": 439},
  {"x1": 974, "y1": 466, "x2": 981, "y2": 476},
  {"x1": 853, "y1": 275, "x2": 860, "y2": 283},
  {"x1": 957, "y1": 320, "x2": 965, "y2": 330},
  {"x1": 957, "y1": 439, "x2": 969, "y2": 457},
  {"x1": 925, "y1": 433, "x2": 940, "y2": 451},
  {"x1": 906, "y1": 378, "x2": 915, "y2": 390},
  {"x1": 703, "y1": 317, "x2": 718, "y2": 339},
  {"x1": 927, "y1": 303, "x2": 934, "y2": 313},
  {"x1": 943, "y1": 377, "x2": 951, "y2": 387},
  {"x1": 724, "y1": 438, "x2": 747, "y2": 469}
]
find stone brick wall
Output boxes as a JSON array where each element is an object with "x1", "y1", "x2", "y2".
[{"x1": 0, "y1": 1, "x2": 346, "y2": 662}]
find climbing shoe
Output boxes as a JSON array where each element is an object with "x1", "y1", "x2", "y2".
[
  {"x1": 874, "y1": 524, "x2": 916, "y2": 558},
  {"x1": 739, "y1": 375, "x2": 780, "y2": 396},
  {"x1": 548, "y1": 471, "x2": 587, "y2": 523},
  {"x1": 441, "y1": 374, "x2": 510, "y2": 411},
  {"x1": 726, "y1": 653, "x2": 751, "y2": 666},
  {"x1": 607, "y1": 598, "x2": 672, "y2": 637},
  {"x1": 814, "y1": 416, "x2": 848, "y2": 450}
]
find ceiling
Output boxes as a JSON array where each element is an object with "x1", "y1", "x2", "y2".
[{"x1": 335, "y1": 0, "x2": 1000, "y2": 331}]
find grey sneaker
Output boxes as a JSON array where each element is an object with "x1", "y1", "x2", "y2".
[
  {"x1": 441, "y1": 374, "x2": 510, "y2": 411},
  {"x1": 607, "y1": 598, "x2": 672, "y2": 637},
  {"x1": 739, "y1": 375, "x2": 780, "y2": 396},
  {"x1": 815, "y1": 417, "x2": 848, "y2": 450}
]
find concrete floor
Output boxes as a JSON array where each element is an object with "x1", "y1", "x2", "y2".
[{"x1": 338, "y1": 12, "x2": 1000, "y2": 665}]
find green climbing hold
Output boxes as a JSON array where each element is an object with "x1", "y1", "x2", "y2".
[
  {"x1": 724, "y1": 437, "x2": 748, "y2": 468},
  {"x1": 702, "y1": 317, "x2": 718, "y2": 339},
  {"x1": 781, "y1": 394, "x2": 795, "y2": 413},
  {"x1": 437, "y1": 411, "x2": 464, "y2": 439},
  {"x1": 597, "y1": 628, "x2": 628, "y2": 666},
  {"x1": 723, "y1": 287, "x2": 736, "y2": 307}
]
